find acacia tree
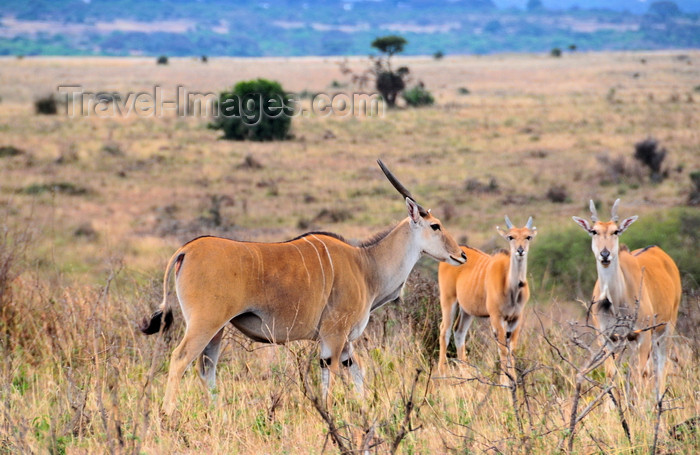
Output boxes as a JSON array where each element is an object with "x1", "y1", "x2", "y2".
[{"x1": 370, "y1": 35, "x2": 409, "y2": 108}]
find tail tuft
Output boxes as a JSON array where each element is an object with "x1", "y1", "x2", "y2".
[{"x1": 140, "y1": 309, "x2": 173, "y2": 335}]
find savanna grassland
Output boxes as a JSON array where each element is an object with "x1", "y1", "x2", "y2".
[{"x1": 0, "y1": 51, "x2": 699, "y2": 454}]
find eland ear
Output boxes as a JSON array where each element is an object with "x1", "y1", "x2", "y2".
[
  {"x1": 617, "y1": 216, "x2": 638, "y2": 235},
  {"x1": 496, "y1": 225, "x2": 509, "y2": 239},
  {"x1": 572, "y1": 216, "x2": 592, "y2": 233},
  {"x1": 406, "y1": 198, "x2": 421, "y2": 223}
]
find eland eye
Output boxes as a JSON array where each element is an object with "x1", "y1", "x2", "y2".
[
  {"x1": 612, "y1": 230, "x2": 620, "y2": 235},
  {"x1": 526, "y1": 236, "x2": 532, "y2": 241},
  {"x1": 430, "y1": 224, "x2": 441, "y2": 231},
  {"x1": 589, "y1": 230, "x2": 597, "y2": 235},
  {"x1": 507, "y1": 236, "x2": 514, "y2": 241}
]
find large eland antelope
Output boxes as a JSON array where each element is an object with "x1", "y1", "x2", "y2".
[
  {"x1": 437, "y1": 216, "x2": 537, "y2": 384},
  {"x1": 141, "y1": 160, "x2": 466, "y2": 415},
  {"x1": 572, "y1": 199, "x2": 681, "y2": 399}
]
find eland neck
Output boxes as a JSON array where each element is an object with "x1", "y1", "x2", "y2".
[
  {"x1": 363, "y1": 218, "x2": 421, "y2": 300},
  {"x1": 595, "y1": 255, "x2": 626, "y2": 307},
  {"x1": 508, "y1": 252, "x2": 528, "y2": 292}
]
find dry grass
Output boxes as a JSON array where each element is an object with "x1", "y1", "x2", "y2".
[{"x1": 0, "y1": 51, "x2": 698, "y2": 453}]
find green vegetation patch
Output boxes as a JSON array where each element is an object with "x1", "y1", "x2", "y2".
[
  {"x1": 403, "y1": 85, "x2": 435, "y2": 107},
  {"x1": 0, "y1": 145, "x2": 24, "y2": 157},
  {"x1": 209, "y1": 78, "x2": 292, "y2": 142},
  {"x1": 19, "y1": 182, "x2": 92, "y2": 196}
]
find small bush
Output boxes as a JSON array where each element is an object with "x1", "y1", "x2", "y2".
[
  {"x1": 596, "y1": 153, "x2": 644, "y2": 185},
  {"x1": 465, "y1": 177, "x2": 499, "y2": 194},
  {"x1": 201, "y1": 55, "x2": 208, "y2": 63},
  {"x1": 689, "y1": 171, "x2": 700, "y2": 206},
  {"x1": 546, "y1": 184, "x2": 569, "y2": 203},
  {"x1": 55, "y1": 143, "x2": 79, "y2": 164},
  {"x1": 402, "y1": 84, "x2": 434, "y2": 107},
  {"x1": 433, "y1": 50, "x2": 444, "y2": 60},
  {"x1": 237, "y1": 154, "x2": 264, "y2": 170},
  {"x1": 156, "y1": 55, "x2": 168, "y2": 65},
  {"x1": 256, "y1": 179, "x2": 279, "y2": 196},
  {"x1": 19, "y1": 182, "x2": 90, "y2": 196},
  {"x1": 457, "y1": 87, "x2": 470, "y2": 95},
  {"x1": 0, "y1": 146, "x2": 24, "y2": 158},
  {"x1": 568, "y1": 44, "x2": 577, "y2": 51},
  {"x1": 34, "y1": 95, "x2": 58, "y2": 115},
  {"x1": 550, "y1": 47, "x2": 562, "y2": 58},
  {"x1": 199, "y1": 195, "x2": 234, "y2": 228},
  {"x1": 440, "y1": 202, "x2": 456, "y2": 222},
  {"x1": 634, "y1": 137, "x2": 667, "y2": 182},
  {"x1": 313, "y1": 208, "x2": 353, "y2": 224},
  {"x1": 606, "y1": 87, "x2": 617, "y2": 103},
  {"x1": 73, "y1": 222, "x2": 98, "y2": 241},
  {"x1": 209, "y1": 78, "x2": 293, "y2": 141},
  {"x1": 101, "y1": 142, "x2": 123, "y2": 157}
]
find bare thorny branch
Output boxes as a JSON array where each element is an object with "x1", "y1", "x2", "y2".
[{"x1": 294, "y1": 348, "x2": 427, "y2": 455}]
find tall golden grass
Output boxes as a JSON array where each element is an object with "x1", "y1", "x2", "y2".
[{"x1": 1, "y1": 233, "x2": 697, "y2": 453}]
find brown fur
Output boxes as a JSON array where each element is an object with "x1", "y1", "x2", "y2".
[{"x1": 143, "y1": 200, "x2": 465, "y2": 415}]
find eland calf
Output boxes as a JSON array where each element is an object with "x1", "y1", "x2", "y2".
[{"x1": 437, "y1": 216, "x2": 537, "y2": 384}]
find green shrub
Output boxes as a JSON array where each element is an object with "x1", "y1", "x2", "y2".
[
  {"x1": 402, "y1": 84, "x2": 434, "y2": 107},
  {"x1": 433, "y1": 50, "x2": 444, "y2": 60},
  {"x1": 689, "y1": 171, "x2": 700, "y2": 205},
  {"x1": 19, "y1": 182, "x2": 90, "y2": 196},
  {"x1": 634, "y1": 137, "x2": 667, "y2": 182},
  {"x1": 34, "y1": 95, "x2": 58, "y2": 115},
  {"x1": 209, "y1": 78, "x2": 293, "y2": 141},
  {"x1": 0, "y1": 146, "x2": 24, "y2": 158},
  {"x1": 550, "y1": 47, "x2": 562, "y2": 57},
  {"x1": 529, "y1": 208, "x2": 699, "y2": 299},
  {"x1": 545, "y1": 184, "x2": 569, "y2": 203},
  {"x1": 330, "y1": 80, "x2": 345, "y2": 88},
  {"x1": 156, "y1": 55, "x2": 168, "y2": 65}
]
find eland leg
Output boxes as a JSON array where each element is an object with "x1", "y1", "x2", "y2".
[
  {"x1": 453, "y1": 310, "x2": 475, "y2": 364},
  {"x1": 634, "y1": 331, "x2": 653, "y2": 401},
  {"x1": 438, "y1": 301, "x2": 459, "y2": 373},
  {"x1": 163, "y1": 321, "x2": 224, "y2": 416},
  {"x1": 489, "y1": 315, "x2": 513, "y2": 386},
  {"x1": 319, "y1": 336, "x2": 345, "y2": 407},
  {"x1": 652, "y1": 326, "x2": 670, "y2": 402},
  {"x1": 341, "y1": 342, "x2": 364, "y2": 395},
  {"x1": 197, "y1": 327, "x2": 225, "y2": 405}
]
